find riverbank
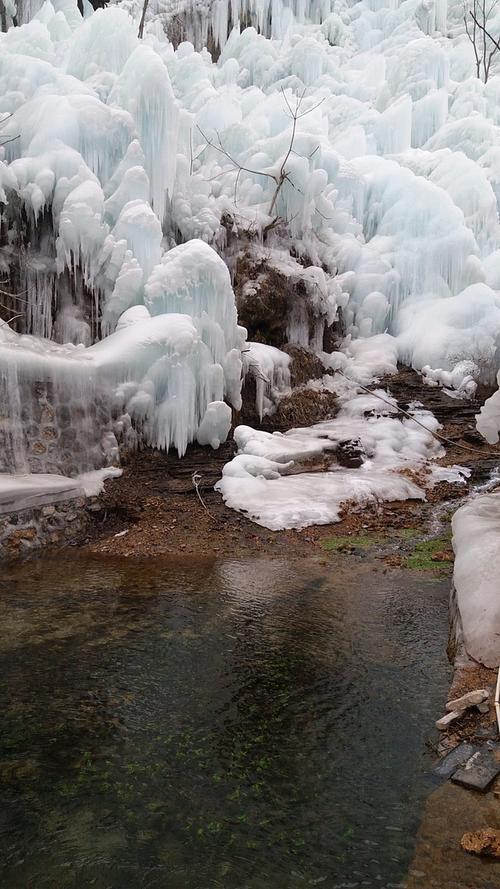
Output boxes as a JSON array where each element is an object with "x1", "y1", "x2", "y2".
[
  {"x1": 80, "y1": 366, "x2": 500, "y2": 562},
  {"x1": 77, "y1": 366, "x2": 500, "y2": 887}
]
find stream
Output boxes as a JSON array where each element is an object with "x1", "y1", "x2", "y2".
[{"x1": 0, "y1": 552, "x2": 451, "y2": 888}]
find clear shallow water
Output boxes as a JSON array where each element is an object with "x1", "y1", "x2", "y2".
[{"x1": 0, "y1": 554, "x2": 451, "y2": 889}]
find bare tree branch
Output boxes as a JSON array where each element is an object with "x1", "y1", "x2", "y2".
[
  {"x1": 194, "y1": 89, "x2": 322, "y2": 231},
  {"x1": 196, "y1": 125, "x2": 277, "y2": 183},
  {"x1": 138, "y1": 0, "x2": 149, "y2": 38},
  {"x1": 465, "y1": 0, "x2": 500, "y2": 81},
  {"x1": 0, "y1": 312, "x2": 24, "y2": 328}
]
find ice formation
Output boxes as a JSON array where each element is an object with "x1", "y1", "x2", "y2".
[
  {"x1": 0, "y1": 467, "x2": 121, "y2": 513},
  {"x1": 216, "y1": 393, "x2": 447, "y2": 529},
  {"x1": 453, "y1": 493, "x2": 500, "y2": 667},
  {"x1": 243, "y1": 342, "x2": 291, "y2": 419},
  {"x1": 0, "y1": 294, "x2": 244, "y2": 464},
  {"x1": 476, "y1": 370, "x2": 500, "y2": 442},
  {"x1": 2, "y1": 0, "x2": 500, "y2": 533},
  {"x1": 2, "y1": 0, "x2": 500, "y2": 391}
]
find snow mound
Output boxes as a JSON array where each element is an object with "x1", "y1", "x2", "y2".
[
  {"x1": 216, "y1": 394, "x2": 445, "y2": 530},
  {"x1": 476, "y1": 370, "x2": 500, "y2": 443},
  {"x1": 453, "y1": 493, "x2": 500, "y2": 668}
]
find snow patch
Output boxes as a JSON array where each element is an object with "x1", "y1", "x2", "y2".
[{"x1": 453, "y1": 493, "x2": 500, "y2": 668}]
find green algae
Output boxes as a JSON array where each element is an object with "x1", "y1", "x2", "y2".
[
  {"x1": 403, "y1": 537, "x2": 453, "y2": 571},
  {"x1": 322, "y1": 534, "x2": 382, "y2": 551}
]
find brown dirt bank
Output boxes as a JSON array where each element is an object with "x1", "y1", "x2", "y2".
[{"x1": 406, "y1": 780, "x2": 500, "y2": 889}]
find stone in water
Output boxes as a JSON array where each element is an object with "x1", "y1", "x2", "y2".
[
  {"x1": 461, "y1": 828, "x2": 500, "y2": 858},
  {"x1": 452, "y1": 746, "x2": 500, "y2": 792},
  {"x1": 433, "y1": 742, "x2": 478, "y2": 779}
]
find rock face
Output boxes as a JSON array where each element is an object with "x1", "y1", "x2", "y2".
[
  {"x1": 336, "y1": 438, "x2": 366, "y2": 468},
  {"x1": 0, "y1": 497, "x2": 91, "y2": 558},
  {"x1": 461, "y1": 828, "x2": 500, "y2": 858},
  {"x1": 0, "y1": 377, "x2": 134, "y2": 477}
]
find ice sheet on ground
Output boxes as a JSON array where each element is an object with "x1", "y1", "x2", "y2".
[
  {"x1": 216, "y1": 393, "x2": 450, "y2": 530},
  {"x1": 0, "y1": 473, "x2": 85, "y2": 513},
  {"x1": 0, "y1": 467, "x2": 121, "y2": 512}
]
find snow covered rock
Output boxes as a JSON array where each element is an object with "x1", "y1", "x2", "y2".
[{"x1": 216, "y1": 397, "x2": 444, "y2": 530}]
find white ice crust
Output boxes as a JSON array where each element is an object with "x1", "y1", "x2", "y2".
[
  {"x1": 453, "y1": 493, "x2": 500, "y2": 668},
  {"x1": 0, "y1": 467, "x2": 122, "y2": 513},
  {"x1": 216, "y1": 393, "x2": 448, "y2": 529}
]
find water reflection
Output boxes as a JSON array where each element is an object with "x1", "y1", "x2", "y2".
[{"x1": 0, "y1": 554, "x2": 450, "y2": 888}]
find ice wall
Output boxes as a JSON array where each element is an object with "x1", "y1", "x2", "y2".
[
  {"x1": 3, "y1": 0, "x2": 500, "y2": 478},
  {"x1": 3, "y1": 0, "x2": 500, "y2": 385},
  {"x1": 0, "y1": 295, "x2": 243, "y2": 470}
]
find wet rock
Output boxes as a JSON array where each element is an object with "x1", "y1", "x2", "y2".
[
  {"x1": 433, "y1": 742, "x2": 478, "y2": 779},
  {"x1": 30, "y1": 441, "x2": 47, "y2": 455},
  {"x1": 461, "y1": 827, "x2": 500, "y2": 857},
  {"x1": 452, "y1": 745, "x2": 500, "y2": 792},
  {"x1": 462, "y1": 430, "x2": 486, "y2": 446},
  {"x1": 7, "y1": 527, "x2": 37, "y2": 544},
  {"x1": 436, "y1": 710, "x2": 463, "y2": 730},
  {"x1": 475, "y1": 724, "x2": 498, "y2": 740},
  {"x1": 336, "y1": 438, "x2": 366, "y2": 468},
  {"x1": 446, "y1": 689, "x2": 489, "y2": 712}
]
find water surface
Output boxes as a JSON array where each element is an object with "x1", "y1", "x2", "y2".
[{"x1": 0, "y1": 553, "x2": 451, "y2": 888}]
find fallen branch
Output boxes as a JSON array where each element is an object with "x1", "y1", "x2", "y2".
[{"x1": 191, "y1": 471, "x2": 217, "y2": 521}]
